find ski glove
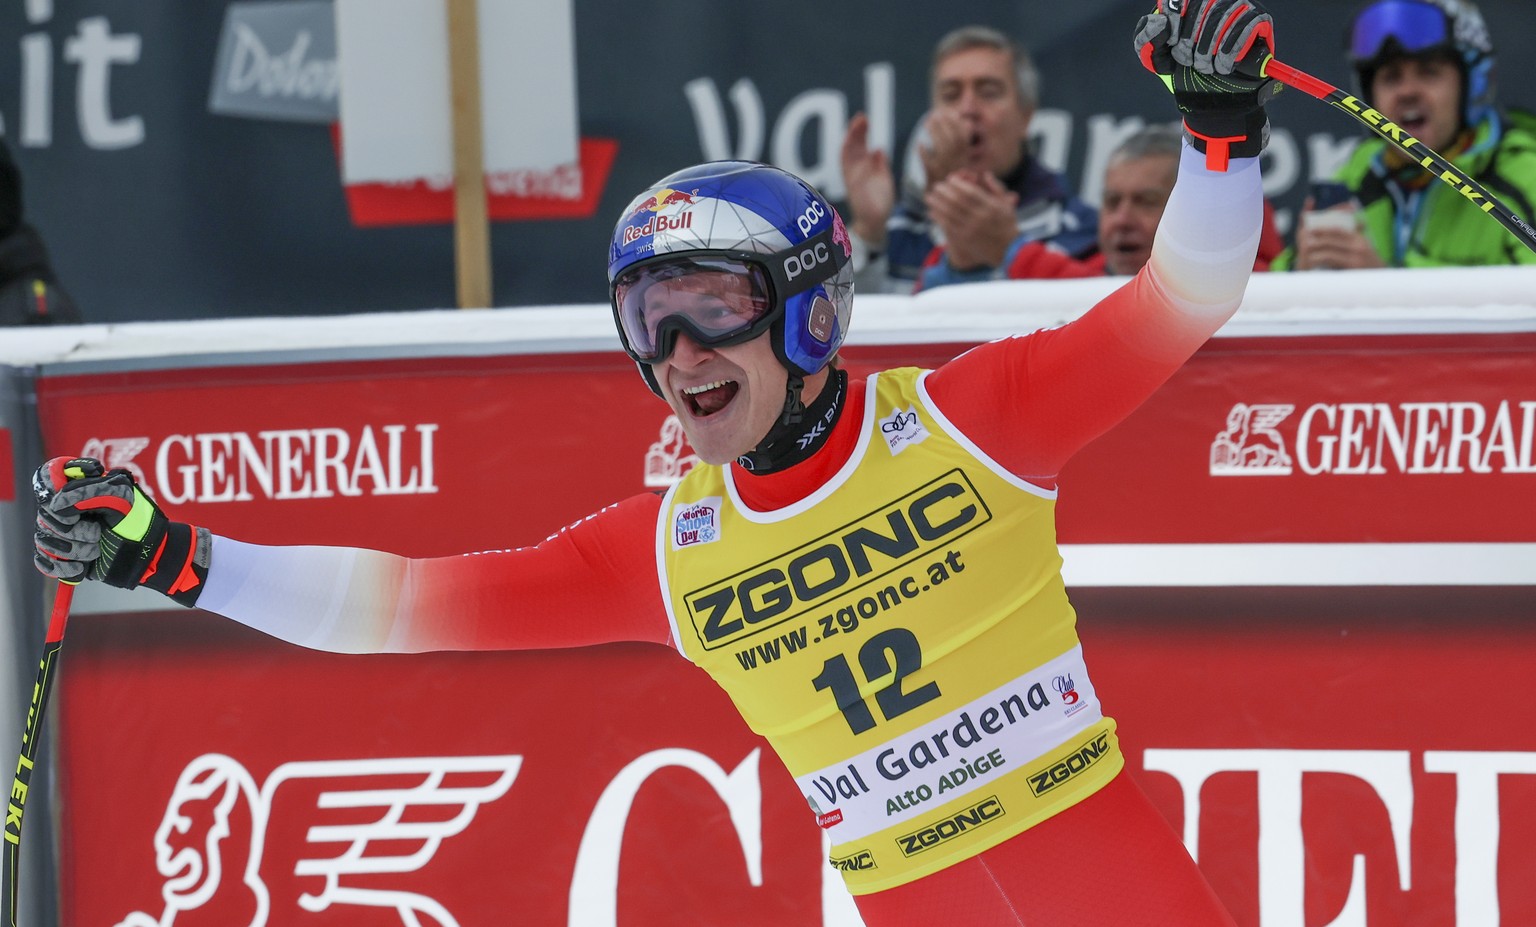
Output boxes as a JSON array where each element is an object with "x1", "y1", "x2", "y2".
[
  {"x1": 1135, "y1": 0, "x2": 1281, "y2": 170},
  {"x1": 33, "y1": 457, "x2": 210, "y2": 607}
]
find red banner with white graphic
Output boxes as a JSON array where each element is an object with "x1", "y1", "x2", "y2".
[
  {"x1": 337, "y1": 133, "x2": 621, "y2": 227},
  {"x1": 36, "y1": 332, "x2": 1536, "y2": 550},
  {"x1": 1056, "y1": 332, "x2": 1536, "y2": 545},
  {"x1": 34, "y1": 330, "x2": 1536, "y2": 926}
]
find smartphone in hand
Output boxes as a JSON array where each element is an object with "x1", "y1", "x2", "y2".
[
  {"x1": 1302, "y1": 181, "x2": 1358, "y2": 232},
  {"x1": 1309, "y1": 181, "x2": 1354, "y2": 209}
]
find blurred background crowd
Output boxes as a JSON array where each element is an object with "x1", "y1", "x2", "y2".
[{"x1": 2, "y1": 0, "x2": 1532, "y2": 326}]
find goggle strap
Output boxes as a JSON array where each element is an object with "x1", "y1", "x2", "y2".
[{"x1": 762, "y1": 227, "x2": 850, "y2": 303}]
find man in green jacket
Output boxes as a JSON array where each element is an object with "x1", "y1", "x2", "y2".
[{"x1": 1278, "y1": 0, "x2": 1536, "y2": 270}]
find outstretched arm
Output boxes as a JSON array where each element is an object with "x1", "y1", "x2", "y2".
[
  {"x1": 34, "y1": 458, "x2": 671, "y2": 654},
  {"x1": 197, "y1": 492, "x2": 670, "y2": 653}
]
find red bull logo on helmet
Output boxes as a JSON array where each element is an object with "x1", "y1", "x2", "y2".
[
  {"x1": 658, "y1": 188, "x2": 698, "y2": 208},
  {"x1": 623, "y1": 212, "x2": 694, "y2": 245},
  {"x1": 627, "y1": 187, "x2": 698, "y2": 219},
  {"x1": 623, "y1": 187, "x2": 699, "y2": 245}
]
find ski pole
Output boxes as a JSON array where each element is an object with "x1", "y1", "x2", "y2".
[
  {"x1": 1265, "y1": 57, "x2": 1536, "y2": 257},
  {"x1": 3, "y1": 581, "x2": 73, "y2": 927},
  {"x1": 6, "y1": 457, "x2": 92, "y2": 926}
]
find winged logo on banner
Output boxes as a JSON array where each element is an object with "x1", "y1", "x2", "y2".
[
  {"x1": 1209, "y1": 403, "x2": 1295, "y2": 475},
  {"x1": 79, "y1": 436, "x2": 152, "y2": 486},
  {"x1": 114, "y1": 753, "x2": 522, "y2": 927}
]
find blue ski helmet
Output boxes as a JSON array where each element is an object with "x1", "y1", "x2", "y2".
[
  {"x1": 608, "y1": 161, "x2": 854, "y2": 397},
  {"x1": 1347, "y1": 0, "x2": 1496, "y2": 127}
]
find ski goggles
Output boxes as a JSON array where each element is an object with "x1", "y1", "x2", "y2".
[
  {"x1": 611, "y1": 228, "x2": 843, "y2": 364},
  {"x1": 1350, "y1": 0, "x2": 1451, "y2": 62}
]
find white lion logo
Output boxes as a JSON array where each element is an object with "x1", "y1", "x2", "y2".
[
  {"x1": 1210, "y1": 404, "x2": 1295, "y2": 475},
  {"x1": 115, "y1": 753, "x2": 521, "y2": 927}
]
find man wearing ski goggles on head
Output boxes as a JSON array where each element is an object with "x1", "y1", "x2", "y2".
[
  {"x1": 1277, "y1": 0, "x2": 1536, "y2": 271},
  {"x1": 610, "y1": 224, "x2": 850, "y2": 469},
  {"x1": 34, "y1": 1, "x2": 1281, "y2": 921}
]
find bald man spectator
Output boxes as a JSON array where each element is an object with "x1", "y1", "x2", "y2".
[{"x1": 918, "y1": 124, "x2": 1281, "y2": 287}]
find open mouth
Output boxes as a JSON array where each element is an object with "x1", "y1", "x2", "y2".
[
  {"x1": 1105, "y1": 234, "x2": 1148, "y2": 256},
  {"x1": 1397, "y1": 108, "x2": 1428, "y2": 135},
  {"x1": 682, "y1": 379, "x2": 739, "y2": 417}
]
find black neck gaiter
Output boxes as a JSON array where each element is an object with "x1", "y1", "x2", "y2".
[{"x1": 736, "y1": 368, "x2": 848, "y2": 474}]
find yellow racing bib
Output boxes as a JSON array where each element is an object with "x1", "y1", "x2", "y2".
[{"x1": 658, "y1": 368, "x2": 1122, "y2": 893}]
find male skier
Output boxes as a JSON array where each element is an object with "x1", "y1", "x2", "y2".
[{"x1": 35, "y1": 2, "x2": 1278, "y2": 921}]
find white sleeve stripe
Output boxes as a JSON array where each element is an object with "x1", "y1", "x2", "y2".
[{"x1": 654, "y1": 482, "x2": 687, "y2": 655}]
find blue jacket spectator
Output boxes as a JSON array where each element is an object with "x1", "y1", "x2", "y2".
[{"x1": 840, "y1": 25, "x2": 1097, "y2": 294}]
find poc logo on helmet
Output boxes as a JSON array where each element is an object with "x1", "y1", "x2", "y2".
[
  {"x1": 784, "y1": 241, "x2": 831, "y2": 282},
  {"x1": 796, "y1": 200, "x2": 827, "y2": 237}
]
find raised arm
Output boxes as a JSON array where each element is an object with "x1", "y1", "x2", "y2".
[
  {"x1": 926, "y1": 146, "x2": 1262, "y2": 482},
  {"x1": 926, "y1": 0, "x2": 1276, "y2": 482}
]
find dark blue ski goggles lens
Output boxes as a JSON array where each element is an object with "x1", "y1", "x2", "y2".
[
  {"x1": 612, "y1": 255, "x2": 777, "y2": 364},
  {"x1": 1350, "y1": 0, "x2": 1451, "y2": 61}
]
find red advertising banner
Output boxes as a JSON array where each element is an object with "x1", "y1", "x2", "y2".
[
  {"x1": 55, "y1": 586, "x2": 1536, "y2": 927},
  {"x1": 60, "y1": 616, "x2": 833, "y2": 927},
  {"x1": 36, "y1": 333, "x2": 1536, "y2": 552},
  {"x1": 1058, "y1": 332, "x2": 1536, "y2": 545},
  {"x1": 33, "y1": 330, "x2": 1536, "y2": 925}
]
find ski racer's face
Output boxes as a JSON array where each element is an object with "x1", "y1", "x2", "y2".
[
  {"x1": 1370, "y1": 53, "x2": 1464, "y2": 152},
  {"x1": 644, "y1": 272, "x2": 821, "y2": 464},
  {"x1": 931, "y1": 46, "x2": 1032, "y2": 179},
  {"x1": 1098, "y1": 153, "x2": 1177, "y2": 277}
]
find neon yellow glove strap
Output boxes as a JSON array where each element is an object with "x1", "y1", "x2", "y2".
[{"x1": 113, "y1": 490, "x2": 156, "y2": 543}]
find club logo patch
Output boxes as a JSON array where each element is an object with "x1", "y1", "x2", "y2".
[
  {"x1": 1053, "y1": 673, "x2": 1089, "y2": 718},
  {"x1": 672, "y1": 497, "x2": 722, "y2": 549},
  {"x1": 879, "y1": 406, "x2": 929, "y2": 455}
]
